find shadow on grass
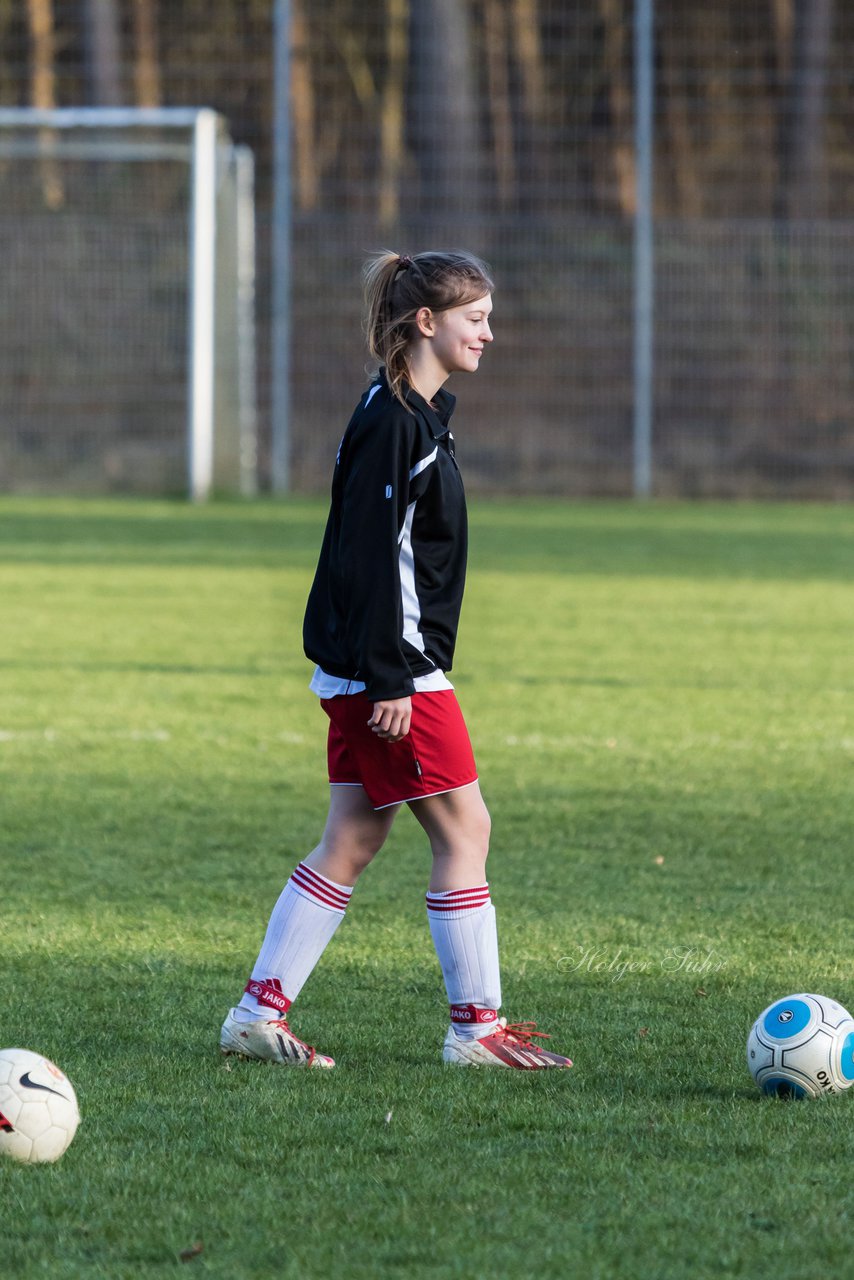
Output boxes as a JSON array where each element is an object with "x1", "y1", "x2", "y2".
[
  {"x1": 0, "y1": 501, "x2": 323, "y2": 570},
  {"x1": 0, "y1": 658, "x2": 277, "y2": 677},
  {"x1": 1, "y1": 498, "x2": 853, "y2": 580}
]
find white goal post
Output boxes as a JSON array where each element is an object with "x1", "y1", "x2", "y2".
[{"x1": 0, "y1": 108, "x2": 257, "y2": 500}]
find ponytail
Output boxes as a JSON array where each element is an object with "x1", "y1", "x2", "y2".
[
  {"x1": 363, "y1": 251, "x2": 414, "y2": 407},
  {"x1": 363, "y1": 248, "x2": 494, "y2": 408}
]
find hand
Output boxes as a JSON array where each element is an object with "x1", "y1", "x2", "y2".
[{"x1": 368, "y1": 697, "x2": 412, "y2": 743}]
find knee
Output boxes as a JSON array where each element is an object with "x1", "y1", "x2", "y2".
[
  {"x1": 433, "y1": 802, "x2": 491, "y2": 863},
  {"x1": 350, "y1": 828, "x2": 388, "y2": 870},
  {"x1": 472, "y1": 805, "x2": 491, "y2": 861},
  {"x1": 318, "y1": 826, "x2": 387, "y2": 879},
  {"x1": 472, "y1": 797, "x2": 492, "y2": 854}
]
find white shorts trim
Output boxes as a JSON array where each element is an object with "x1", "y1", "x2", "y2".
[{"x1": 372, "y1": 778, "x2": 479, "y2": 811}]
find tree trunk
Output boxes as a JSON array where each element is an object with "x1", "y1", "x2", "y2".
[
  {"x1": 132, "y1": 0, "x2": 161, "y2": 108},
  {"x1": 596, "y1": 0, "x2": 636, "y2": 216},
  {"x1": 510, "y1": 0, "x2": 549, "y2": 211},
  {"x1": 658, "y1": 14, "x2": 702, "y2": 217},
  {"x1": 292, "y1": 0, "x2": 319, "y2": 211},
  {"x1": 408, "y1": 0, "x2": 479, "y2": 221},
  {"x1": 379, "y1": 0, "x2": 409, "y2": 229},
  {"x1": 27, "y1": 0, "x2": 56, "y2": 112},
  {"x1": 772, "y1": 0, "x2": 793, "y2": 84},
  {"x1": 510, "y1": 0, "x2": 547, "y2": 126},
  {"x1": 484, "y1": 0, "x2": 515, "y2": 210},
  {"x1": 769, "y1": 0, "x2": 835, "y2": 445},
  {"x1": 26, "y1": 0, "x2": 63, "y2": 208},
  {"x1": 83, "y1": 0, "x2": 123, "y2": 106},
  {"x1": 778, "y1": 0, "x2": 834, "y2": 219}
]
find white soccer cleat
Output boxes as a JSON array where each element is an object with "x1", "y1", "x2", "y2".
[
  {"x1": 443, "y1": 1017, "x2": 573, "y2": 1069},
  {"x1": 220, "y1": 1009, "x2": 335, "y2": 1069}
]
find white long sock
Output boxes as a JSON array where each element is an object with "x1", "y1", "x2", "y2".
[
  {"x1": 426, "y1": 885, "x2": 502, "y2": 1040},
  {"x1": 235, "y1": 862, "x2": 352, "y2": 1020}
]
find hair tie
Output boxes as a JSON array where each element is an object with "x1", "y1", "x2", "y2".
[{"x1": 397, "y1": 255, "x2": 412, "y2": 270}]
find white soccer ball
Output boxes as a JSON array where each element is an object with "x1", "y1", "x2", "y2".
[
  {"x1": 0, "y1": 1048, "x2": 80, "y2": 1162},
  {"x1": 747, "y1": 993, "x2": 854, "y2": 1099}
]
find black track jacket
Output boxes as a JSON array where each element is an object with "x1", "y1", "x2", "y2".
[{"x1": 303, "y1": 370, "x2": 467, "y2": 702}]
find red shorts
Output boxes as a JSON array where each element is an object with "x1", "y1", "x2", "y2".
[{"x1": 321, "y1": 690, "x2": 478, "y2": 810}]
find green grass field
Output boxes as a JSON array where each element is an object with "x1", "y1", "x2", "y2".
[{"x1": 1, "y1": 496, "x2": 853, "y2": 1279}]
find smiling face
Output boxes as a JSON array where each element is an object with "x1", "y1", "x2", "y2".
[{"x1": 425, "y1": 293, "x2": 494, "y2": 377}]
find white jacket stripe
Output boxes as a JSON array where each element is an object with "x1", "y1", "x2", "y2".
[
  {"x1": 409, "y1": 447, "x2": 438, "y2": 480},
  {"x1": 398, "y1": 500, "x2": 429, "y2": 657}
]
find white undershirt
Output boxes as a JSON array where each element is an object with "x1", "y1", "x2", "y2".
[{"x1": 309, "y1": 665, "x2": 454, "y2": 698}]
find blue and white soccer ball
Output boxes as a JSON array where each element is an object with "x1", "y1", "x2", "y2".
[
  {"x1": 0, "y1": 1048, "x2": 80, "y2": 1162},
  {"x1": 747, "y1": 993, "x2": 854, "y2": 1099}
]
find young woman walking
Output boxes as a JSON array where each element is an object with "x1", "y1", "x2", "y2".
[{"x1": 220, "y1": 249, "x2": 572, "y2": 1070}]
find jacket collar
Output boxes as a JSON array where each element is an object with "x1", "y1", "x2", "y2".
[{"x1": 377, "y1": 368, "x2": 456, "y2": 438}]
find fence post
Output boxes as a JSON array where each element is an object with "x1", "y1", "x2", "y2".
[
  {"x1": 271, "y1": 0, "x2": 292, "y2": 493},
  {"x1": 633, "y1": 0, "x2": 654, "y2": 498},
  {"x1": 188, "y1": 108, "x2": 218, "y2": 502}
]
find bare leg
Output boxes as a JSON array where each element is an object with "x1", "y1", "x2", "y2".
[
  {"x1": 304, "y1": 785, "x2": 401, "y2": 886},
  {"x1": 408, "y1": 781, "x2": 491, "y2": 890}
]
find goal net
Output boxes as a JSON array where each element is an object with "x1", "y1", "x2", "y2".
[{"x1": 0, "y1": 108, "x2": 257, "y2": 499}]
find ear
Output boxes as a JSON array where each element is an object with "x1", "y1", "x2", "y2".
[{"x1": 414, "y1": 306, "x2": 436, "y2": 338}]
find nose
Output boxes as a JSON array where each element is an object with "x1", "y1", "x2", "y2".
[{"x1": 481, "y1": 320, "x2": 493, "y2": 343}]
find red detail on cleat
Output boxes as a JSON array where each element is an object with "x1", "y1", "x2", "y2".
[
  {"x1": 479, "y1": 1021, "x2": 573, "y2": 1069},
  {"x1": 273, "y1": 1019, "x2": 321, "y2": 1065},
  {"x1": 450, "y1": 1003, "x2": 498, "y2": 1024},
  {"x1": 245, "y1": 978, "x2": 292, "y2": 1015},
  {"x1": 0, "y1": 1111, "x2": 14, "y2": 1133}
]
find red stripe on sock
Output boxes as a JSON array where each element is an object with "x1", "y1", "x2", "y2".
[
  {"x1": 293, "y1": 861, "x2": 352, "y2": 904},
  {"x1": 426, "y1": 901, "x2": 490, "y2": 913},
  {"x1": 291, "y1": 863, "x2": 351, "y2": 912},
  {"x1": 426, "y1": 888, "x2": 490, "y2": 913},
  {"x1": 429, "y1": 884, "x2": 489, "y2": 900},
  {"x1": 426, "y1": 889, "x2": 490, "y2": 902}
]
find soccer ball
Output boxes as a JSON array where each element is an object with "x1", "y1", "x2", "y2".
[
  {"x1": 0, "y1": 1048, "x2": 80, "y2": 1162},
  {"x1": 747, "y1": 993, "x2": 854, "y2": 1099}
]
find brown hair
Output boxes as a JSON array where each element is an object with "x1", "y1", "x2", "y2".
[{"x1": 363, "y1": 249, "x2": 494, "y2": 407}]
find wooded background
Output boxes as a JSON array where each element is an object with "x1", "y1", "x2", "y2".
[{"x1": 3, "y1": 1, "x2": 854, "y2": 495}]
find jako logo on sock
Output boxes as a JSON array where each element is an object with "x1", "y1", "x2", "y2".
[
  {"x1": 450, "y1": 1004, "x2": 497, "y2": 1024},
  {"x1": 245, "y1": 979, "x2": 291, "y2": 1015}
]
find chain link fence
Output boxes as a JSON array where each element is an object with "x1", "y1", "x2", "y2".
[{"x1": 2, "y1": 1, "x2": 853, "y2": 496}]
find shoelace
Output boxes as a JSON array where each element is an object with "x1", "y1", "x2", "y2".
[
  {"x1": 270, "y1": 1017, "x2": 317, "y2": 1065},
  {"x1": 271, "y1": 1017, "x2": 310, "y2": 1048},
  {"x1": 500, "y1": 1021, "x2": 553, "y2": 1050}
]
